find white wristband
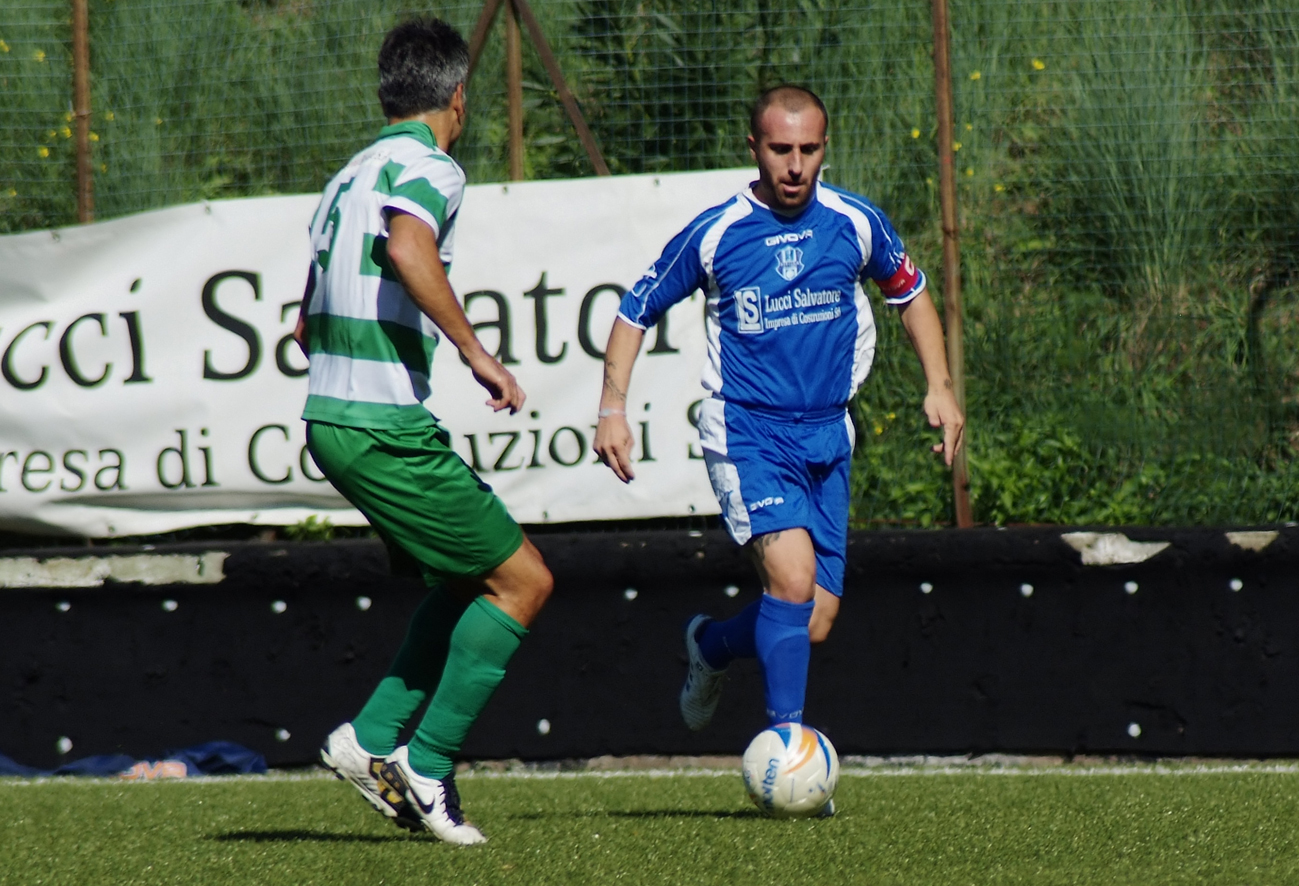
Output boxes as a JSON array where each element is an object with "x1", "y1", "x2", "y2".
[{"x1": 597, "y1": 408, "x2": 626, "y2": 419}]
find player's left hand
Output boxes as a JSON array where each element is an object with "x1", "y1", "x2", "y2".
[{"x1": 924, "y1": 382, "x2": 965, "y2": 466}]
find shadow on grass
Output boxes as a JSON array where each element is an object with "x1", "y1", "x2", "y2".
[
  {"x1": 210, "y1": 830, "x2": 420, "y2": 844},
  {"x1": 507, "y1": 809, "x2": 762, "y2": 821}
]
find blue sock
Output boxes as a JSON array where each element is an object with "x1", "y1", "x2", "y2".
[
  {"x1": 697, "y1": 601, "x2": 759, "y2": 670},
  {"x1": 754, "y1": 594, "x2": 813, "y2": 724}
]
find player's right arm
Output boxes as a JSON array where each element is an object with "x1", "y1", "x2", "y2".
[
  {"x1": 593, "y1": 208, "x2": 715, "y2": 482},
  {"x1": 386, "y1": 209, "x2": 524, "y2": 414},
  {"x1": 593, "y1": 318, "x2": 644, "y2": 482}
]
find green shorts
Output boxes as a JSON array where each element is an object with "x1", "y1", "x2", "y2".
[{"x1": 306, "y1": 421, "x2": 523, "y2": 581}]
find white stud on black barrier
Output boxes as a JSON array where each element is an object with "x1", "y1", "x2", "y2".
[
  {"x1": 356, "y1": 596, "x2": 372, "y2": 611},
  {"x1": 162, "y1": 599, "x2": 178, "y2": 612},
  {"x1": 1124, "y1": 581, "x2": 1139, "y2": 594},
  {"x1": 275, "y1": 728, "x2": 291, "y2": 742},
  {"x1": 623, "y1": 588, "x2": 638, "y2": 601},
  {"x1": 537, "y1": 719, "x2": 551, "y2": 735},
  {"x1": 1020, "y1": 583, "x2": 1034, "y2": 598},
  {"x1": 271, "y1": 600, "x2": 287, "y2": 614},
  {"x1": 1229, "y1": 578, "x2": 1243, "y2": 592},
  {"x1": 920, "y1": 582, "x2": 933, "y2": 594},
  {"x1": 1127, "y1": 722, "x2": 1142, "y2": 738},
  {"x1": 724, "y1": 585, "x2": 739, "y2": 598},
  {"x1": 56, "y1": 736, "x2": 73, "y2": 755},
  {"x1": 56, "y1": 601, "x2": 71, "y2": 612}
]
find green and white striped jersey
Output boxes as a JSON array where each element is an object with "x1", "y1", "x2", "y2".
[{"x1": 301, "y1": 121, "x2": 464, "y2": 429}]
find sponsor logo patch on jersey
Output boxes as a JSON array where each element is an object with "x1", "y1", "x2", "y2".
[
  {"x1": 735, "y1": 286, "x2": 764, "y2": 334},
  {"x1": 775, "y1": 245, "x2": 804, "y2": 281}
]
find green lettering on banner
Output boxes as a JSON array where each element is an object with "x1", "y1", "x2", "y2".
[
  {"x1": 202, "y1": 271, "x2": 262, "y2": 381},
  {"x1": 577, "y1": 284, "x2": 625, "y2": 359},
  {"x1": 275, "y1": 302, "x2": 308, "y2": 378},
  {"x1": 2, "y1": 322, "x2": 52, "y2": 390},
  {"x1": 21, "y1": 451, "x2": 54, "y2": 492},
  {"x1": 524, "y1": 272, "x2": 567, "y2": 364},
  {"x1": 61, "y1": 451, "x2": 88, "y2": 492},
  {"x1": 249, "y1": 424, "x2": 293, "y2": 485},
  {"x1": 94, "y1": 450, "x2": 126, "y2": 491},
  {"x1": 59, "y1": 313, "x2": 112, "y2": 387},
  {"x1": 462, "y1": 291, "x2": 518, "y2": 365},
  {"x1": 157, "y1": 430, "x2": 194, "y2": 489}
]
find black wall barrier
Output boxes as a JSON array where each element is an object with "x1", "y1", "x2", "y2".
[{"x1": 2, "y1": 526, "x2": 1296, "y2": 769}]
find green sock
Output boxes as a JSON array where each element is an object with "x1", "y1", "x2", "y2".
[
  {"x1": 407, "y1": 596, "x2": 527, "y2": 778},
  {"x1": 351, "y1": 584, "x2": 467, "y2": 756}
]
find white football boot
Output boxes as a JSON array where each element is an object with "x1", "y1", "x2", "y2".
[
  {"x1": 320, "y1": 722, "x2": 420, "y2": 831},
  {"x1": 679, "y1": 614, "x2": 727, "y2": 731},
  {"x1": 379, "y1": 746, "x2": 487, "y2": 845}
]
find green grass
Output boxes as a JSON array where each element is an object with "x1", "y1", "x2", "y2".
[{"x1": 3, "y1": 765, "x2": 1299, "y2": 885}]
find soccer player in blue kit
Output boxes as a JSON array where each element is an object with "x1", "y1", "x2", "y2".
[{"x1": 593, "y1": 86, "x2": 965, "y2": 750}]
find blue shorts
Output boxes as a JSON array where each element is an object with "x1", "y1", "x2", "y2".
[{"x1": 700, "y1": 399, "x2": 853, "y2": 596}]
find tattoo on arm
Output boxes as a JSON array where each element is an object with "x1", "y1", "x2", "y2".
[{"x1": 602, "y1": 361, "x2": 627, "y2": 404}]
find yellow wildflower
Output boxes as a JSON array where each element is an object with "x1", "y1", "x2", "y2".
[
  {"x1": 89, "y1": 132, "x2": 98, "y2": 141},
  {"x1": 874, "y1": 425, "x2": 884, "y2": 436},
  {"x1": 61, "y1": 126, "x2": 71, "y2": 139},
  {"x1": 1032, "y1": 58, "x2": 1045, "y2": 70},
  {"x1": 99, "y1": 164, "x2": 107, "y2": 172},
  {"x1": 965, "y1": 123, "x2": 973, "y2": 131},
  {"x1": 154, "y1": 117, "x2": 162, "y2": 126},
  {"x1": 65, "y1": 112, "x2": 73, "y2": 122},
  {"x1": 0, "y1": 40, "x2": 9, "y2": 53},
  {"x1": 105, "y1": 111, "x2": 114, "y2": 121},
  {"x1": 46, "y1": 130, "x2": 56, "y2": 139},
  {"x1": 953, "y1": 141, "x2": 962, "y2": 151},
  {"x1": 7, "y1": 188, "x2": 16, "y2": 197},
  {"x1": 994, "y1": 183, "x2": 1006, "y2": 192},
  {"x1": 965, "y1": 167, "x2": 974, "y2": 176},
  {"x1": 969, "y1": 71, "x2": 981, "y2": 80},
  {"x1": 887, "y1": 412, "x2": 896, "y2": 421},
  {"x1": 911, "y1": 127, "x2": 920, "y2": 139},
  {"x1": 37, "y1": 146, "x2": 49, "y2": 158},
  {"x1": 33, "y1": 49, "x2": 45, "y2": 62}
]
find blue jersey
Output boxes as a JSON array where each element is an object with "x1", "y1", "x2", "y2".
[{"x1": 619, "y1": 183, "x2": 926, "y2": 418}]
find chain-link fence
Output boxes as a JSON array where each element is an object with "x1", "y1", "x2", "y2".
[{"x1": 3, "y1": 0, "x2": 1297, "y2": 526}]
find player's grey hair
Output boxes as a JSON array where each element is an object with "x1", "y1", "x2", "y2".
[
  {"x1": 749, "y1": 85, "x2": 829, "y2": 138},
  {"x1": 378, "y1": 18, "x2": 470, "y2": 119}
]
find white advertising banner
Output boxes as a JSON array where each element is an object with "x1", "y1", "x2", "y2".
[{"x1": 0, "y1": 169, "x2": 753, "y2": 537}]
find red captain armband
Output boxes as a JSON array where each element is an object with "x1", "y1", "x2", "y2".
[{"x1": 874, "y1": 254, "x2": 922, "y2": 300}]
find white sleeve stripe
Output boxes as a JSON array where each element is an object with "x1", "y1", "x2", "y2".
[
  {"x1": 623, "y1": 199, "x2": 737, "y2": 323},
  {"x1": 615, "y1": 312, "x2": 647, "y2": 331},
  {"x1": 384, "y1": 198, "x2": 441, "y2": 239}
]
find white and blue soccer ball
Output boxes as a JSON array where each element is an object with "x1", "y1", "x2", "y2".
[{"x1": 741, "y1": 723, "x2": 840, "y2": 818}]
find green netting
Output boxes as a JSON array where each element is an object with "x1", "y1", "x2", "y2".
[{"x1": 2, "y1": 0, "x2": 1297, "y2": 526}]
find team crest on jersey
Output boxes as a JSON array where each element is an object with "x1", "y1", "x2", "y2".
[{"x1": 775, "y1": 245, "x2": 804, "y2": 281}]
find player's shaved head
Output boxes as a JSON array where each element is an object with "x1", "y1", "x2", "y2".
[{"x1": 750, "y1": 85, "x2": 828, "y2": 139}]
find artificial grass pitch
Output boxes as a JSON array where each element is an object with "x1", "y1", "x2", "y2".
[{"x1": 2, "y1": 764, "x2": 1298, "y2": 885}]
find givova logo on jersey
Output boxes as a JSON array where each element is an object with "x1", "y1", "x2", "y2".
[
  {"x1": 735, "y1": 286, "x2": 763, "y2": 334},
  {"x1": 775, "y1": 245, "x2": 804, "y2": 281}
]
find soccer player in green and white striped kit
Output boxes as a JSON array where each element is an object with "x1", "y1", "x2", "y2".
[{"x1": 295, "y1": 18, "x2": 553, "y2": 845}]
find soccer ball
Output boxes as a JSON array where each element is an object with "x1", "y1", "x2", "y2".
[{"x1": 741, "y1": 723, "x2": 840, "y2": 818}]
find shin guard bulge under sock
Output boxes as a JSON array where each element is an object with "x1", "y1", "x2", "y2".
[
  {"x1": 407, "y1": 595, "x2": 528, "y2": 779},
  {"x1": 753, "y1": 593, "x2": 814, "y2": 724}
]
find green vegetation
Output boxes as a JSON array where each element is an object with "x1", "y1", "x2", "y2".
[
  {"x1": 4, "y1": 767, "x2": 1299, "y2": 884},
  {"x1": 2, "y1": 0, "x2": 1296, "y2": 526}
]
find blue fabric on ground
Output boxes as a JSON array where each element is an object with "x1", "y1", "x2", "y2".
[
  {"x1": 165, "y1": 741, "x2": 267, "y2": 776},
  {"x1": 754, "y1": 594, "x2": 814, "y2": 724},
  {"x1": 698, "y1": 601, "x2": 760, "y2": 670},
  {"x1": 0, "y1": 753, "x2": 42, "y2": 776},
  {"x1": 0, "y1": 741, "x2": 266, "y2": 777},
  {"x1": 53, "y1": 755, "x2": 137, "y2": 776}
]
